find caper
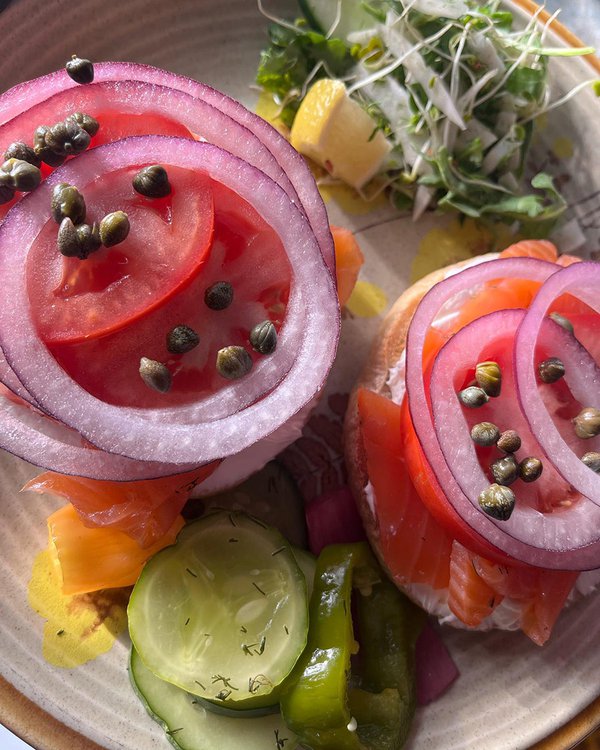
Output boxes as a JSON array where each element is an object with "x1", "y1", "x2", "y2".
[
  {"x1": 3, "y1": 141, "x2": 41, "y2": 168},
  {"x1": 133, "y1": 165, "x2": 171, "y2": 198},
  {"x1": 478, "y1": 484, "x2": 516, "y2": 521},
  {"x1": 475, "y1": 360, "x2": 501, "y2": 398},
  {"x1": 458, "y1": 386, "x2": 489, "y2": 409},
  {"x1": 582, "y1": 452, "x2": 600, "y2": 473},
  {"x1": 58, "y1": 220, "x2": 100, "y2": 260},
  {"x1": 66, "y1": 112, "x2": 99, "y2": 137},
  {"x1": 573, "y1": 407, "x2": 600, "y2": 440},
  {"x1": 216, "y1": 346, "x2": 253, "y2": 380},
  {"x1": 205, "y1": 281, "x2": 234, "y2": 311},
  {"x1": 57, "y1": 217, "x2": 81, "y2": 258},
  {"x1": 249, "y1": 320, "x2": 277, "y2": 355},
  {"x1": 166, "y1": 325, "x2": 199, "y2": 354},
  {"x1": 491, "y1": 455, "x2": 519, "y2": 486},
  {"x1": 51, "y1": 183, "x2": 86, "y2": 224},
  {"x1": 518, "y1": 457, "x2": 543, "y2": 483},
  {"x1": 45, "y1": 120, "x2": 90, "y2": 156},
  {"x1": 1, "y1": 158, "x2": 41, "y2": 192},
  {"x1": 470, "y1": 421, "x2": 500, "y2": 447},
  {"x1": 538, "y1": 357, "x2": 565, "y2": 384},
  {"x1": 139, "y1": 357, "x2": 172, "y2": 393},
  {"x1": 549, "y1": 312, "x2": 574, "y2": 335},
  {"x1": 63, "y1": 117, "x2": 92, "y2": 154},
  {"x1": 65, "y1": 55, "x2": 94, "y2": 85},
  {"x1": 33, "y1": 126, "x2": 66, "y2": 167},
  {"x1": 497, "y1": 430, "x2": 521, "y2": 454},
  {"x1": 99, "y1": 211, "x2": 130, "y2": 247},
  {"x1": 75, "y1": 222, "x2": 101, "y2": 259}
]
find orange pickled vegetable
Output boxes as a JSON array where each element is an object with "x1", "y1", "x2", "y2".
[{"x1": 48, "y1": 503, "x2": 184, "y2": 595}]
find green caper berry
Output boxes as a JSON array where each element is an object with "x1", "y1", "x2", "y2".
[
  {"x1": 475, "y1": 360, "x2": 502, "y2": 398},
  {"x1": 205, "y1": 281, "x2": 234, "y2": 311},
  {"x1": 470, "y1": 422, "x2": 500, "y2": 447},
  {"x1": 132, "y1": 165, "x2": 171, "y2": 198},
  {"x1": 582, "y1": 452, "x2": 600, "y2": 473},
  {"x1": 538, "y1": 357, "x2": 565, "y2": 384},
  {"x1": 490, "y1": 455, "x2": 519, "y2": 486},
  {"x1": 1, "y1": 158, "x2": 41, "y2": 192},
  {"x1": 99, "y1": 211, "x2": 130, "y2": 247},
  {"x1": 66, "y1": 112, "x2": 99, "y2": 137},
  {"x1": 75, "y1": 222, "x2": 101, "y2": 259},
  {"x1": 458, "y1": 386, "x2": 489, "y2": 409},
  {"x1": 166, "y1": 325, "x2": 200, "y2": 354},
  {"x1": 478, "y1": 484, "x2": 516, "y2": 521},
  {"x1": 573, "y1": 407, "x2": 600, "y2": 440},
  {"x1": 57, "y1": 217, "x2": 81, "y2": 258},
  {"x1": 51, "y1": 183, "x2": 86, "y2": 224},
  {"x1": 549, "y1": 312, "x2": 574, "y2": 335},
  {"x1": 3, "y1": 141, "x2": 41, "y2": 168},
  {"x1": 249, "y1": 320, "x2": 277, "y2": 355},
  {"x1": 518, "y1": 457, "x2": 543, "y2": 483},
  {"x1": 497, "y1": 430, "x2": 521, "y2": 454},
  {"x1": 33, "y1": 125, "x2": 67, "y2": 167},
  {"x1": 65, "y1": 55, "x2": 94, "y2": 85},
  {"x1": 139, "y1": 357, "x2": 172, "y2": 393},
  {"x1": 216, "y1": 346, "x2": 253, "y2": 380}
]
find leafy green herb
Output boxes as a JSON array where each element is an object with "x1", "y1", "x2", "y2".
[{"x1": 256, "y1": 23, "x2": 356, "y2": 127}]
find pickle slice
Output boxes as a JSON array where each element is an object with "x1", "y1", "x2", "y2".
[
  {"x1": 130, "y1": 648, "x2": 297, "y2": 750},
  {"x1": 128, "y1": 511, "x2": 308, "y2": 711}
]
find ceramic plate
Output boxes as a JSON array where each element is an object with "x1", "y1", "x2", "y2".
[{"x1": 0, "y1": 1, "x2": 599, "y2": 749}]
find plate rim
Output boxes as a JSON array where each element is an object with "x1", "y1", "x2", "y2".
[{"x1": 1, "y1": 1, "x2": 600, "y2": 749}]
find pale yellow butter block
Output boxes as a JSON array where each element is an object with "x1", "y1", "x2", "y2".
[{"x1": 291, "y1": 78, "x2": 392, "y2": 189}]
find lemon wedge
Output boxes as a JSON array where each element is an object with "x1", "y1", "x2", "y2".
[{"x1": 290, "y1": 79, "x2": 391, "y2": 190}]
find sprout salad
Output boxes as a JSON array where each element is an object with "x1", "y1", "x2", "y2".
[{"x1": 256, "y1": 0, "x2": 598, "y2": 234}]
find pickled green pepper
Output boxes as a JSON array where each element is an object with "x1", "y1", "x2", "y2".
[{"x1": 280, "y1": 542, "x2": 425, "y2": 749}]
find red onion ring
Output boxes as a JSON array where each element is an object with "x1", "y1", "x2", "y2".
[
  {"x1": 0, "y1": 62, "x2": 335, "y2": 275},
  {"x1": 0, "y1": 393, "x2": 197, "y2": 480},
  {"x1": 0, "y1": 136, "x2": 339, "y2": 466},
  {"x1": 430, "y1": 308, "x2": 600, "y2": 569},
  {"x1": 514, "y1": 261, "x2": 600, "y2": 504},
  {"x1": 405, "y1": 257, "x2": 568, "y2": 569}
]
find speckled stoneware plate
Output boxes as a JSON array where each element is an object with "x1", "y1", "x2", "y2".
[{"x1": 0, "y1": 1, "x2": 599, "y2": 749}]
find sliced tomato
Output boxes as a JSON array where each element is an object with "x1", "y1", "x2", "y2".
[
  {"x1": 28, "y1": 166, "x2": 214, "y2": 344},
  {"x1": 49, "y1": 181, "x2": 292, "y2": 408}
]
